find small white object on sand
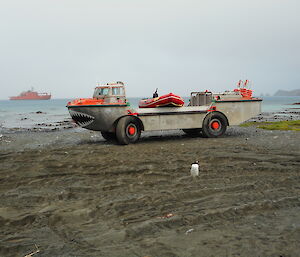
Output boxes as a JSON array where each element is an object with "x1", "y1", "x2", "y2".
[
  {"x1": 185, "y1": 228, "x2": 194, "y2": 234},
  {"x1": 190, "y1": 161, "x2": 199, "y2": 177}
]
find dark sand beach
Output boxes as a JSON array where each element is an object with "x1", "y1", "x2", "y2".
[{"x1": 0, "y1": 119, "x2": 300, "y2": 257}]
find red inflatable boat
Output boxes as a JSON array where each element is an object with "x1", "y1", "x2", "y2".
[{"x1": 139, "y1": 93, "x2": 185, "y2": 108}]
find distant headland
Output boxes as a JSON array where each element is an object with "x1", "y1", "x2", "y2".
[{"x1": 274, "y1": 89, "x2": 300, "y2": 96}]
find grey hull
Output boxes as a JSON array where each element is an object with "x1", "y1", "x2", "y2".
[{"x1": 68, "y1": 106, "x2": 129, "y2": 132}]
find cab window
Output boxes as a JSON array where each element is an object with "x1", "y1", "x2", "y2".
[
  {"x1": 99, "y1": 88, "x2": 110, "y2": 95},
  {"x1": 112, "y1": 87, "x2": 124, "y2": 95}
]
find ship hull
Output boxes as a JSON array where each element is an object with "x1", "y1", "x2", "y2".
[{"x1": 9, "y1": 95, "x2": 51, "y2": 100}]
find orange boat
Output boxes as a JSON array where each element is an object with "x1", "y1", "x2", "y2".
[
  {"x1": 10, "y1": 88, "x2": 51, "y2": 100},
  {"x1": 139, "y1": 93, "x2": 185, "y2": 108}
]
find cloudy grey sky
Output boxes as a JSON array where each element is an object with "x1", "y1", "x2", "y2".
[{"x1": 0, "y1": 0, "x2": 299, "y2": 99}]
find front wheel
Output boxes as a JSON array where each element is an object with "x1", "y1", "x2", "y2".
[
  {"x1": 202, "y1": 112, "x2": 227, "y2": 138},
  {"x1": 116, "y1": 116, "x2": 141, "y2": 145}
]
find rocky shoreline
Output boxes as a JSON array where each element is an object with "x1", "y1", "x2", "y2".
[{"x1": 248, "y1": 108, "x2": 300, "y2": 123}]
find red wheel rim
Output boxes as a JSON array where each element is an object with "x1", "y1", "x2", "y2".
[
  {"x1": 128, "y1": 125, "x2": 136, "y2": 135},
  {"x1": 211, "y1": 121, "x2": 220, "y2": 130}
]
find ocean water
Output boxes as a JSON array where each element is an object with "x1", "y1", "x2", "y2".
[
  {"x1": 0, "y1": 99, "x2": 73, "y2": 129},
  {"x1": 0, "y1": 96, "x2": 299, "y2": 129},
  {"x1": 260, "y1": 96, "x2": 300, "y2": 112}
]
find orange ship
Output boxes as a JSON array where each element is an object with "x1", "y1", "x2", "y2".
[{"x1": 10, "y1": 88, "x2": 51, "y2": 100}]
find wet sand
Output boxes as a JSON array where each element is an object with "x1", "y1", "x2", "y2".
[{"x1": 0, "y1": 126, "x2": 300, "y2": 257}]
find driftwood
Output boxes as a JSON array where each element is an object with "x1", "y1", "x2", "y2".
[{"x1": 24, "y1": 244, "x2": 40, "y2": 257}]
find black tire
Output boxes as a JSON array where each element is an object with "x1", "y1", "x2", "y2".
[
  {"x1": 182, "y1": 128, "x2": 201, "y2": 136},
  {"x1": 202, "y1": 112, "x2": 227, "y2": 138},
  {"x1": 101, "y1": 131, "x2": 116, "y2": 141},
  {"x1": 116, "y1": 116, "x2": 141, "y2": 145}
]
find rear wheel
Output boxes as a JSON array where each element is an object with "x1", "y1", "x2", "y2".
[
  {"x1": 116, "y1": 116, "x2": 141, "y2": 145},
  {"x1": 202, "y1": 112, "x2": 227, "y2": 138},
  {"x1": 101, "y1": 131, "x2": 116, "y2": 141},
  {"x1": 182, "y1": 128, "x2": 201, "y2": 136}
]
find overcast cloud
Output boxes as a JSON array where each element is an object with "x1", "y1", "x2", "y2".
[{"x1": 0, "y1": 0, "x2": 299, "y2": 99}]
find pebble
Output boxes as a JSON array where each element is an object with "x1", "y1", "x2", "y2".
[{"x1": 185, "y1": 228, "x2": 194, "y2": 234}]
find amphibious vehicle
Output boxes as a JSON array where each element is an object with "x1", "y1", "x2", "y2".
[{"x1": 67, "y1": 81, "x2": 262, "y2": 144}]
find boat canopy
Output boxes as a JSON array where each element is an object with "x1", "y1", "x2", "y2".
[{"x1": 93, "y1": 82, "x2": 126, "y2": 103}]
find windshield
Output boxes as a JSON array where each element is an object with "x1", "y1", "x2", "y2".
[
  {"x1": 112, "y1": 87, "x2": 124, "y2": 95},
  {"x1": 96, "y1": 87, "x2": 110, "y2": 95}
]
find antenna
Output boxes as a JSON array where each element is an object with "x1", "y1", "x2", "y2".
[{"x1": 237, "y1": 80, "x2": 242, "y2": 88}]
